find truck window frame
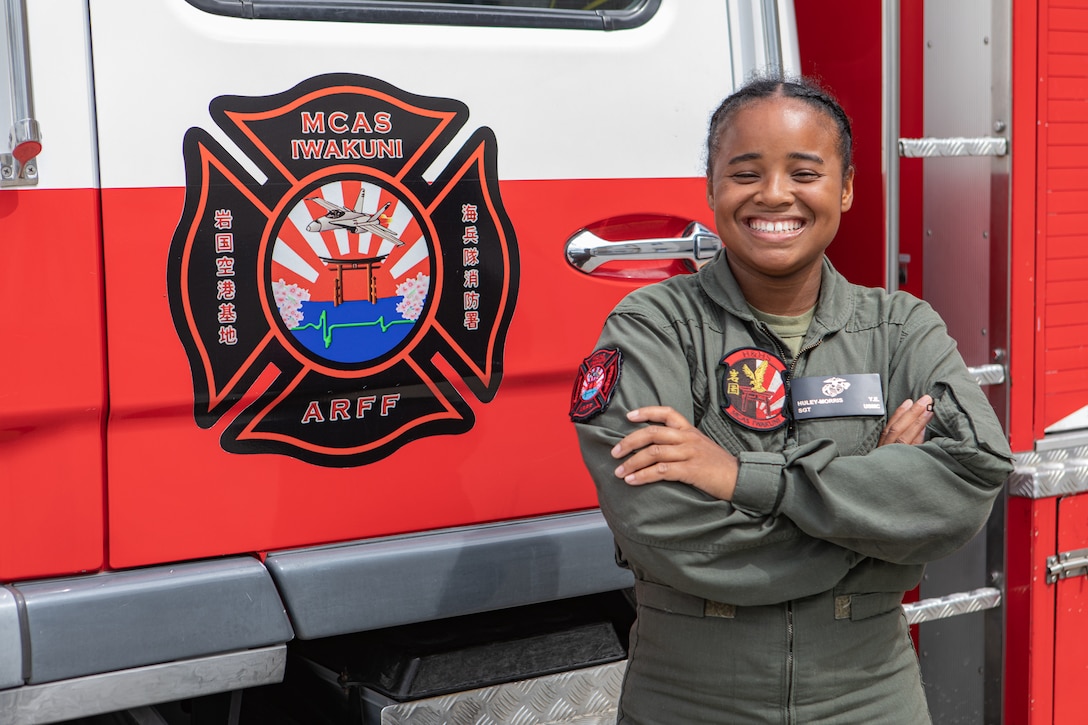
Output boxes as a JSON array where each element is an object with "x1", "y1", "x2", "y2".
[{"x1": 181, "y1": 0, "x2": 661, "y2": 30}]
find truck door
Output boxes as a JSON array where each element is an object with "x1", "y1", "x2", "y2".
[
  {"x1": 85, "y1": 1, "x2": 795, "y2": 568},
  {"x1": 2, "y1": 4, "x2": 807, "y2": 720}
]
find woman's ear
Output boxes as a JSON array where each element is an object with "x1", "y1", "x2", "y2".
[{"x1": 841, "y1": 166, "x2": 856, "y2": 212}]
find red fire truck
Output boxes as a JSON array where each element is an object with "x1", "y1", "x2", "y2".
[{"x1": 1, "y1": 0, "x2": 1084, "y2": 723}]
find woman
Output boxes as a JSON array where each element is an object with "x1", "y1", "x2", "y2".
[{"x1": 570, "y1": 76, "x2": 1013, "y2": 724}]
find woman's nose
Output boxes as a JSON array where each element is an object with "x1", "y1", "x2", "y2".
[{"x1": 757, "y1": 173, "x2": 793, "y2": 206}]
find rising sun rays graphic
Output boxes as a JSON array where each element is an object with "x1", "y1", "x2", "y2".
[{"x1": 270, "y1": 179, "x2": 432, "y2": 365}]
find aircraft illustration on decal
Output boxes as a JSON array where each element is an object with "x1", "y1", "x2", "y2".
[
  {"x1": 167, "y1": 74, "x2": 519, "y2": 467},
  {"x1": 304, "y1": 188, "x2": 406, "y2": 245},
  {"x1": 273, "y1": 179, "x2": 427, "y2": 364}
]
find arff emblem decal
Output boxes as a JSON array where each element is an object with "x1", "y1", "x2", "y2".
[{"x1": 168, "y1": 74, "x2": 519, "y2": 466}]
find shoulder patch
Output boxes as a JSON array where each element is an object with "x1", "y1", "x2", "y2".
[
  {"x1": 570, "y1": 348, "x2": 623, "y2": 422},
  {"x1": 720, "y1": 347, "x2": 788, "y2": 431}
]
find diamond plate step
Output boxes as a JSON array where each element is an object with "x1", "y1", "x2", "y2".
[{"x1": 377, "y1": 661, "x2": 625, "y2": 725}]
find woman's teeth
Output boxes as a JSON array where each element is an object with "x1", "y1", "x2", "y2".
[{"x1": 749, "y1": 219, "x2": 803, "y2": 233}]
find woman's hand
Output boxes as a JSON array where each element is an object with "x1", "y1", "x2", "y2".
[
  {"x1": 879, "y1": 394, "x2": 933, "y2": 447},
  {"x1": 611, "y1": 395, "x2": 930, "y2": 500},
  {"x1": 611, "y1": 406, "x2": 739, "y2": 501}
]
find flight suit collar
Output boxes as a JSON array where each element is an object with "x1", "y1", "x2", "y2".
[{"x1": 697, "y1": 252, "x2": 856, "y2": 341}]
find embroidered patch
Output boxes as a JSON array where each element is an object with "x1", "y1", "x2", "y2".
[
  {"x1": 720, "y1": 347, "x2": 789, "y2": 431},
  {"x1": 570, "y1": 348, "x2": 622, "y2": 422}
]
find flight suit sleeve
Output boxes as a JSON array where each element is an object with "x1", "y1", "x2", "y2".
[
  {"x1": 730, "y1": 299, "x2": 1014, "y2": 565},
  {"x1": 574, "y1": 305, "x2": 862, "y2": 606}
]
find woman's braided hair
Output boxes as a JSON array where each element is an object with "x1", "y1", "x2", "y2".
[{"x1": 705, "y1": 75, "x2": 853, "y2": 179}]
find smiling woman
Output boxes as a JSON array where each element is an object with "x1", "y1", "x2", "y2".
[
  {"x1": 704, "y1": 79, "x2": 855, "y2": 316},
  {"x1": 571, "y1": 75, "x2": 1014, "y2": 725}
]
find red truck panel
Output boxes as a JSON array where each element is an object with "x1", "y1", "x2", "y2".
[
  {"x1": 1006, "y1": 496, "x2": 1058, "y2": 725},
  {"x1": 795, "y1": 0, "x2": 889, "y2": 292},
  {"x1": 1035, "y1": 0, "x2": 1088, "y2": 436},
  {"x1": 0, "y1": 189, "x2": 105, "y2": 580},
  {"x1": 1054, "y1": 494, "x2": 1088, "y2": 723},
  {"x1": 1010, "y1": 0, "x2": 1040, "y2": 452},
  {"x1": 102, "y1": 177, "x2": 711, "y2": 568}
]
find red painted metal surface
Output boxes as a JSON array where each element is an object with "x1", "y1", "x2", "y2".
[
  {"x1": 795, "y1": 0, "x2": 887, "y2": 291},
  {"x1": 0, "y1": 188, "x2": 106, "y2": 581},
  {"x1": 1006, "y1": 496, "x2": 1058, "y2": 725},
  {"x1": 1036, "y1": 0, "x2": 1088, "y2": 435},
  {"x1": 1054, "y1": 494, "x2": 1088, "y2": 723},
  {"x1": 898, "y1": 0, "x2": 926, "y2": 300},
  {"x1": 1009, "y1": 0, "x2": 1039, "y2": 453},
  {"x1": 101, "y1": 177, "x2": 712, "y2": 568}
]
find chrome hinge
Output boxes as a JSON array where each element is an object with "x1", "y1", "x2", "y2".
[{"x1": 1046, "y1": 548, "x2": 1088, "y2": 584}]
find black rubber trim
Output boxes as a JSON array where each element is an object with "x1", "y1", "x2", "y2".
[{"x1": 185, "y1": 0, "x2": 660, "y2": 30}]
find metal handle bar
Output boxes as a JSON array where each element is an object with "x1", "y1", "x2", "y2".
[
  {"x1": 565, "y1": 222, "x2": 723, "y2": 274},
  {"x1": 2, "y1": 0, "x2": 41, "y2": 185}
]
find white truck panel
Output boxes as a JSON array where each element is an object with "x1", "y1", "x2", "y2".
[{"x1": 86, "y1": 0, "x2": 735, "y2": 188}]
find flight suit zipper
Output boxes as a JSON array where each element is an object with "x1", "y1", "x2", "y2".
[
  {"x1": 786, "y1": 601, "x2": 795, "y2": 725},
  {"x1": 753, "y1": 323, "x2": 817, "y2": 723},
  {"x1": 755, "y1": 322, "x2": 824, "y2": 442},
  {"x1": 784, "y1": 338, "x2": 823, "y2": 440}
]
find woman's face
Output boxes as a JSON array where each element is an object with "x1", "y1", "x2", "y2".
[{"x1": 706, "y1": 96, "x2": 854, "y2": 287}]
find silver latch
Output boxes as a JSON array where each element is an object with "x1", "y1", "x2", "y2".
[{"x1": 1046, "y1": 548, "x2": 1088, "y2": 584}]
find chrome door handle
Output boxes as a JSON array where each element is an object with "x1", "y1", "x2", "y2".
[{"x1": 565, "y1": 222, "x2": 722, "y2": 274}]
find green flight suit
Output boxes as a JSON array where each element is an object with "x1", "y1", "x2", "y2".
[{"x1": 573, "y1": 252, "x2": 1013, "y2": 724}]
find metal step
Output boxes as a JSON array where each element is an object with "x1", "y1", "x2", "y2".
[{"x1": 374, "y1": 660, "x2": 625, "y2": 725}]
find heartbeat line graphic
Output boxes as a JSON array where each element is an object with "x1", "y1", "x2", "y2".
[{"x1": 292, "y1": 309, "x2": 414, "y2": 348}]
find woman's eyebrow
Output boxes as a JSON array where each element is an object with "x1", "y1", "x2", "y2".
[
  {"x1": 726, "y1": 151, "x2": 826, "y2": 165},
  {"x1": 727, "y1": 152, "x2": 761, "y2": 165}
]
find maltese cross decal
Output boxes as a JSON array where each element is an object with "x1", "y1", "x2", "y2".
[{"x1": 168, "y1": 74, "x2": 519, "y2": 467}]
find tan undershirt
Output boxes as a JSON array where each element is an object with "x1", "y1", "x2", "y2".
[{"x1": 747, "y1": 305, "x2": 815, "y2": 359}]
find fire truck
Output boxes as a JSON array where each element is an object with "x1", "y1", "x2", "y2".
[{"x1": 1, "y1": 0, "x2": 1084, "y2": 723}]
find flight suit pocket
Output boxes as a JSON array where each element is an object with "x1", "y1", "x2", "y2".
[
  {"x1": 802, "y1": 414, "x2": 884, "y2": 455},
  {"x1": 833, "y1": 591, "x2": 906, "y2": 621}
]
